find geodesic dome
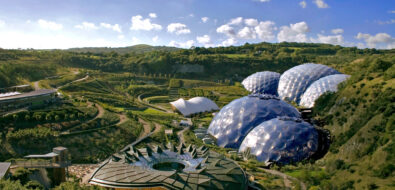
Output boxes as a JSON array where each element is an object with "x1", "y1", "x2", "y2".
[
  {"x1": 239, "y1": 117, "x2": 318, "y2": 164},
  {"x1": 207, "y1": 94, "x2": 301, "y2": 148},
  {"x1": 278, "y1": 63, "x2": 341, "y2": 104},
  {"x1": 300, "y1": 74, "x2": 350, "y2": 108},
  {"x1": 241, "y1": 71, "x2": 280, "y2": 95}
]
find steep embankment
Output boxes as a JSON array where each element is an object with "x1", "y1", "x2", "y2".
[{"x1": 313, "y1": 55, "x2": 394, "y2": 189}]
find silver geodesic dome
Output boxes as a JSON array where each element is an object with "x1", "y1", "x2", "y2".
[
  {"x1": 300, "y1": 74, "x2": 350, "y2": 108},
  {"x1": 241, "y1": 71, "x2": 281, "y2": 95},
  {"x1": 239, "y1": 117, "x2": 318, "y2": 164},
  {"x1": 278, "y1": 63, "x2": 341, "y2": 104},
  {"x1": 207, "y1": 94, "x2": 301, "y2": 149}
]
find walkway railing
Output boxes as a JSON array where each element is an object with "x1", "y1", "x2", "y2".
[{"x1": 11, "y1": 160, "x2": 71, "y2": 168}]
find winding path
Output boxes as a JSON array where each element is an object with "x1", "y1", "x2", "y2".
[
  {"x1": 177, "y1": 126, "x2": 190, "y2": 144},
  {"x1": 260, "y1": 168, "x2": 306, "y2": 190},
  {"x1": 137, "y1": 94, "x2": 173, "y2": 113}
]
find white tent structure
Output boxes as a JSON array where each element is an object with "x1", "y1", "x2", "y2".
[{"x1": 170, "y1": 97, "x2": 219, "y2": 117}]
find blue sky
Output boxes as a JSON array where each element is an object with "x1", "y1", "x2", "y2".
[{"x1": 0, "y1": 0, "x2": 394, "y2": 49}]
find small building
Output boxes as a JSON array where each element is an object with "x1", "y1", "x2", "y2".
[
  {"x1": 18, "y1": 147, "x2": 71, "y2": 186},
  {"x1": 0, "y1": 89, "x2": 57, "y2": 113},
  {"x1": 165, "y1": 129, "x2": 173, "y2": 135},
  {"x1": 179, "y1": 119, "x2": 193, "y2": 127},
  {"x1": 0, "y1": 162, "x2": 11, "y2": 179}
]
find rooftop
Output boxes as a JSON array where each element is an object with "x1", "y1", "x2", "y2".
[
  {"x1": 89, "y1": 143, "x2": 248, "y2": 190},
  {"x1": 0, "y1": 162, "x2": 11, "y2": 179},
  {"x1": 0, "y1": 89, "x2": 56, "y2": 102}
]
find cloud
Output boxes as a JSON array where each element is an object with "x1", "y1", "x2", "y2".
[
  {"x1": 331, "y1": 28, "x2": 344, "y2": 34},
  {"x1": 100, "y1": 23, "x2": 122, "y2": 33},
  {"x1": 217, "y1": 18, "x2": 276, "y2": 42},
  {"x1": 167, "y1": 23, "x2": 191, "y2": 35},
  {"x1": 216, "y1": 24, "x2": 236, "y2": 37},
  {"x1": 149, "y1": 13, "x2": 157, "y2": 18},
  {"x1": 75, "y1": 22, "x2": 98, "y2": 30},
  {"x1": 0, "y1": 20, "x2": 5, "y2": 28},
  {"x1": 152, "y1": 35, "x2": 159, "y2": 42},
  {"x1": 229, "y1": 17, "x2": 243, "y2": 25},
  {"x1": 257, "y1": 0, "x2": 271, "y2": 2},
  {"x1": 377, "y1": 19, "x2": 395, "y2": 25},
  {"x1": 255, "y1": 21, "x2": 276, "y2": 41},
  {"x1": 299, "y1": 1, "x2": 307, "y2": 8},
  {"x1": 356, "y1": 32, "x2": 395, "y2": 49},
  {"x1": 277, "y1": 21, "x2": 310, "y2": 42},
  {"x1": 313, "y1": 0, "x2": 329, "y2": 8},
  {"x1": 311, "y1": 34, "x2": 344, "y2": 45},
  {"x1": 201, "y1": 17, "x2": 209, "y2": 23},
  {"x1": 0, "y1": 29, "x2": 129, "y2": 49},
  {"x1": 220, "y1": 38, "x2": 237, "y2": 46},
  {"x1": 244, "y1": 18, "x2": 258, "y2": 26},
  {"x1": 196, "y1": 35, "x2": 211, "y2": 44},
  {"x1": 130, "y1": 15, "x2": 162, "y2": 31},
  {"x1": 117, "y1": 35, "x2": 125, "y2": 39},
  {"x1": 168, "y1": 40, "x2": 195, "y2": 48},
  {"x1": 389, "y1": 10, "x2": 395, "y2": 14},
  {"x1": 38, "y1": 19, "x2": 63, "y2": 31},
  {"x1": 238, "y1": 27, "x2": 256, "y2": 39}
]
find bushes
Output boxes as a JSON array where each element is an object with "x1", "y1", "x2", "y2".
[{"x1": 373, "y1": 163, "x2": 395, "y2": 179}]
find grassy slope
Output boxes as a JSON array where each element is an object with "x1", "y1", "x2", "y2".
[{"x1": 312, "y1": 55, "x2": 395, "y2": 189}]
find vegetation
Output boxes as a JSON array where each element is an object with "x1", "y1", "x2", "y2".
[{"x1": 0, "y1": 42, "x2": 393, "y2": 189}]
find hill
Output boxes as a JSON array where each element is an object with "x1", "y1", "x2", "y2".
[
  {"x1": 0, "y1": 42, "x2": 393, "y2": 189},
  {"x1": 66, "y1": 44, "x2": 179, "y2": 54}
]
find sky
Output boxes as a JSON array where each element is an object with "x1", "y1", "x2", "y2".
[{"x1": 0, "y1": 0, "x2": 394, "y2": 49}]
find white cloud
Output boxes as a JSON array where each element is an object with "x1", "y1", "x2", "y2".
[
  {"x1": 168, "y1": 40, "x2": 195, "y2": 48},
  {"x1": 189, "y1": 14, "x2": 195, "y2": 17},
  {"x1": 255, "y1": 21, "x2": 276, "y2": 41},
  {"x1": 389, "y1": 10, "x2": 395, "y2": 14},
  {"x1": 0, "y1": 20, "x2": 5, "y2": 28},
  {"x1": 257, "y1": 0, "x2": 271, "y2": 2},
  {"x1": 196, "y1": 35, "x2": 211, "y2": 44},
  {"x1": 152, "y1": 35, "x2": 159, "y2": 42},
  {"x1": 356, "y1": 32, "x2": 395, "y2": 49},
  {"x1": 201, "y1": 17, "x2": 209, "y2": 23},
  {"x1": 377, "y1": 19, "x2": 395, "y2": 25},
  {"x1": 38, "y1": 19, "x2": 63, "y2": 31},
  {"x1": 313, "y1": 0, "x2": 329, "y2": 8},
  {"x1": 216, "y1": 24, "x2": 236, "y2": 37},
  {"x1": 0, "y1": 29, "x2": 129, "y2": 49},
  {"x1": 238, "y1": 27, "x2": 256, "y2": 39},
  {"x1": 277, "y1": 21, "x2": 310, "y2": 42},
  {"x1": 131, "y1": 37, "x2": 140, "y2": 44},
  {"x1": 299, "y1": 1, "x2": 307, "y2": 8},
  {"x1": 220, "y1": 38, "x2": 237, "y2": 46},
  {"x1": 244, "y1": 18, "x2": 258, "y2": 26},
  {"x1": 75, "y1": 22, "x2": 98, "y2": 30},
  {"x1": 311, "y1": 34, "x2": 344, "y2": 45},
  {"x1": 118, "y1": 35, "x2": 125, "y2": 39},
  {"x1": 229, "y1": 17, "x2": 243, "y2": 25},
  {"x1": 100, "y1": 23, "x2": 122, "y2": 33},
  {"x1": 130, "y1": 15, "x2": 162, "y2": 31},
  {"x1": 331, "y1": 28, "x2": 344, "y2": 34},
  {"x1": 149, "y1": 13, "x2": 157, "y2": 18},
  {"x1": 167, "y1": 23, "x2": 191, "y2": 35}
]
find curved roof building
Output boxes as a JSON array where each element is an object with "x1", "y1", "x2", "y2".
[
  {"x1": 300, "y1": 74, "x2": 350, "y2": 108},
  {"x1": 207, "y1": 94, "x2": 301, "y2": 149},
  {"x1": 239, "y1": 117, "x2": 318, "y2": 165},
  {"x1": 89, "y1": 143, "x2": 248, "y2": 190},
  {"x1": 277, "y1": 63, "x2": 341, "y2": 104},
  {"x1": 241, "y1": 71, "x2": 280, "y2": 95},
  {"x1": 170, "y1": 97, "x2": 219, "y2": 117}
]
